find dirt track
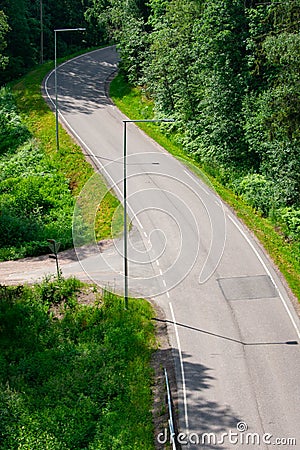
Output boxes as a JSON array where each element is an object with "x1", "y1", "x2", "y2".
[{"x1": 0, "y1": 241, "x2": 113, "y2": 285}]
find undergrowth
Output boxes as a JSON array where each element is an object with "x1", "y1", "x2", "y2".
[
  {"x1": 0, "y1": 54, "x2": 122, "y2": 261},
  {"x1": 0, "y1": 277, "x2": 156, "y2": 449}
]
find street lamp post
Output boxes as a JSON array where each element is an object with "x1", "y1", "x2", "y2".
[
  {"x1": 54, "y1": 28, "x2": 86, "y2": 151},
  {"x1": 123, "y1": 119, "x2": 174, "y2": 309},
  {"x1": 40, "y1": 0, "x2": 43, "y2": 64}
]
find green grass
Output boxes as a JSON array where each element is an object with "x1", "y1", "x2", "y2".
[
  {"x1": 0, "y1": 278, "x2": 156, "y2": 449},
  {"x1": 110, "y1": 73, "x2": 300, "y2": 302},
  {"x1": 10, "y1": 52, "x2": 123, "y2": 250}
]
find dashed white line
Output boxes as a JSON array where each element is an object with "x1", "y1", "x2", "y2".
[
  {"x1": 163, "y1": 279, "x2": 167, "y2": 287},
  {"x1": 135, "y1": 216, "x2": 144, "y2": 229}
]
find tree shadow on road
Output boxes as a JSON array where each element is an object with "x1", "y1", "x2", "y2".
[
  {"x1": 152, "y1": 311, "x2": 243, "y2": 450},
  {"x1": 48, "y1": 54, "x2": 118, "y2": 116}
]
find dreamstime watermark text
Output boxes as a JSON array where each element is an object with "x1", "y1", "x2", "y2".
[{"x1": 157, "y1": 422, "x2": 297, "y2": 447}]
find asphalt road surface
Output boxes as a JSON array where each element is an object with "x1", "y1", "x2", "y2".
[{"x1": 38, "y1": 46, "x2": 300, "y2": 448}]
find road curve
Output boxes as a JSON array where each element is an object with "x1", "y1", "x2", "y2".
[{"x1": 41, "y1": 47, "x2": 300, "y2": 449}]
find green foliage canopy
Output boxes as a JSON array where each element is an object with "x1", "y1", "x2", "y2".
[
  {"x1": 0, "y1": 10, "x2": 9, "y2": 69},
  {"x1": 86, "y1": 0, "x2": 300, "y2": 237},
  {"x1": 1, "y1": 0, "x2": 299, "y2": 244}
]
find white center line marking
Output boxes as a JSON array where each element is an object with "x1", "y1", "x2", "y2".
[{"x1": 135, "y1": 216, "x2": 143, "y2": 229}]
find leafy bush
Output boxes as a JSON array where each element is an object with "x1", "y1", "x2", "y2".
[
  {"x1": 0, "y1": 87, "x2": 29, "y2": 153},
  {"x1": 0, "y1": 279, "x2": 155, "y2": 449},
  {"x1": 35, "y1": 275, "x2": 82, "y2": 307},
  {"x1": 232, "y1": 173, "x2": 277, "y2": 216},
  {"x1": 0, "y1": 91, "x2": 75, "y2": 259},
  {"x1": 0, "y1": 141, "x2": 50, "y2": 181},
  {"x1": 0, "y1": 170, "x2": 74, "y2": 258},
  {"x1": 0, "y1": 206, "x2": 42, "y2": 246},
  {"x1": 276, "y1": 207, "x2": 300, "y2": 241}
]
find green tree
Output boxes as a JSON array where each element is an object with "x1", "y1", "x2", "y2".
[
  {"x1": 144, "y1": 0, "x2": 203, "y2": 118},
  {"x1": 244, "y1": 0, "x2": 300, "y2": 207},
  {"x1": 0, "y1": 0, "x2": 34, "y2": 82},
  {"x1": 85, "y1": 0, "x2": 150, "y2": 83},
  {"x1": 0, "y1": 0, "x2": 92, "y2": 84},
  {"x1": 0, "y1": 10, "x2": 9, "y2": 70},
  {"x1": 190, "y1": 0, "x2": 249, "y2": 170}
]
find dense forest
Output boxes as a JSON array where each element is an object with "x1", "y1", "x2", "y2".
[
  {"x1": 0, "y1": 0, "x2": 299, "y2": 248},
  {"x1": 91, "y1": 0, "x2": 300, "y2": 240},
  {"x1": 0, "y1": 0, "x2": 100, "y2": 83}
]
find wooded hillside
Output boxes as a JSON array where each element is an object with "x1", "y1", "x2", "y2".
[
  {"x1": 0, "y1": 0, "x2": 100, "y2": 83},
  {"x1": 93, "y1": 0, "x2": 300, "y2": 240},
  {"x1": 0, "y1": 0, "x2": 299, "y2": 242}
]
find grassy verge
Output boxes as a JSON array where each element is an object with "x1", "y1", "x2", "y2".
[
  {"x1": 3, "y1": 51, "x2": 122, "y2": 259},
  {"x1": 12, "y1": 59, "x2": 93, "y2": 195},
  {"x1": 0, "y1": 278, "x2": 156, "y2": 449},
  {"x1": 110, "y1": 73, "x2": 300, "y2": 302}
]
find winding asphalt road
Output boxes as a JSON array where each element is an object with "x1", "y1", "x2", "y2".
[{"x1": 16, "y1": 47, "x2": 300, "y2": 448}]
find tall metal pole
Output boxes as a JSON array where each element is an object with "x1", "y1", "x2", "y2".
[
  {"x1": 40, "y1": 0, "x2": 43, "y2": 64},
  {"x1": 123, "y1": 122, "x2": 129, "y2": 309},
  {"x1": 54, "y1": 30, "x2": 59, "y2": 151},
  {"x1": 122, "y1": 119, "x2": 174, "y2": 309}
]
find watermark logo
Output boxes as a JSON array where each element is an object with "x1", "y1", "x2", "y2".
[
  {"x1": 72, "y1": 152, "x2": 226, "y2": 297},
  {"x1": 157, "y1": 422, "x2": 297, "y2": 447}
]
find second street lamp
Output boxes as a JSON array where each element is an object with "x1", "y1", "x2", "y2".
[
  {"x1": 54, "y1": 27, "x2": 86, "y2": 151},
  {"x1": 123, "y1": 119, "x2": 174, "y2": 309}
]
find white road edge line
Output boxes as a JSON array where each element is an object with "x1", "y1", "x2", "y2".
[
  {"x1": 44, "y1": 50, "x2": 149, "y2": 238},
  {"x1": 44, "y1": 49, "x2": 125, "y2": 200},
  {"x1": 169, "y1": 302, "x2": 189, "y2": 434},
  {"x1": 228, "y1": 214, "x2": 300, "y2": 339},
  {"x1": 184, "y1": 169, "x2": 211, "y2": 196}
]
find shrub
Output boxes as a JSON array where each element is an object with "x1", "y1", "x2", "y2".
[
  {"x1": 232, "y1": 173, "x2": 277, "y2": 216},
  {"x1": 0, "y1": 87, "x2": 29, "y2": 154},
  {"x1": 0, "y1": 279, "x2": 155, "y2": 449},
  {"x1": 0, "y1": 147, "x2": 74, "y2": 258},
  {"x1": 277, "y1": 207, "x2": 300, "y2": 241}
]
